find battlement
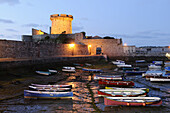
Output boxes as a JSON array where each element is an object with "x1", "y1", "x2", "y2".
[{"x1": 50, "y1": 14, "x2": 73, "y2": 20}]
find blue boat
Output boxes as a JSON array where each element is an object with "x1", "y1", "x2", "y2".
[
  {"x1": 122, "y1": 67, "x2": 140, "y2": 71},
  {"x1": 82, "y1": 68, "x2": 103, "y2": 72},
  {"x1": 24, "y1": 90, "x2": 73, "y2": 99},
  {"x1": 125, "y1": 71, "x2": 146, "y2": 75},
  {"x1": 152, "y1": 61, "x2": 163, "y2": 66},
  {"x1": 165, "y1": 67, "x2": 170, "y2": 72}
]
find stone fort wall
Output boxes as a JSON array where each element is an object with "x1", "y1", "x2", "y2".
[{"x1": 0, "y1": 40, "x2": 89, "y2": 58}]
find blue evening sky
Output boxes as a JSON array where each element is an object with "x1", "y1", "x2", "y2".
[{"x1": 0, "y1": 0, "x2": 170, "y2": 46}]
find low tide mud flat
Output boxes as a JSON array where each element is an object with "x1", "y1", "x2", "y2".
[{"x1": 0, "y1": 60, "x2": 169, "y2": 113}]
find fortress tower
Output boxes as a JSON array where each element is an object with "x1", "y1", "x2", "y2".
[{"x1": 50, "y1": 14, "x2": 73, "y2": 34}]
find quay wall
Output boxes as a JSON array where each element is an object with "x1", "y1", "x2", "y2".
[
  {"x1": 0, "y1": 40, "x2": 89, "y2": 58},
  {"x1": 0, "y1": 55, "x2": 104, "y2": 70}
]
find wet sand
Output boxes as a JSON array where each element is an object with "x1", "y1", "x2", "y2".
[{"x1": 0, "y1": 62, "x2": 170, "y2": 113}]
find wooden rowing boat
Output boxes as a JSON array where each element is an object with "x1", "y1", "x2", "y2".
[
  {"x1": 98, "y1": 79, "x2": 134, "y2": 87},
  {"x1": 24, "y1": 90, "x2": 73, "y2": 99},
  {"x1": 31, "y1": 84, "x2": 72, "y2": 88},
  {"x1": 98, "y1": 89, "x2": 146, "y2": 97},
  {"x1": 94, "y1": 75, "x2": 122, "y2": 80},
  {"x1": 29, "y1": 86, "x2": 71, "y2": 92},
  {"x1": 104, "y1": 97, "x2": 162, "y2": 106},
  {"x1": 105, "y1": 87, "x2": 149, "y2": 93}
]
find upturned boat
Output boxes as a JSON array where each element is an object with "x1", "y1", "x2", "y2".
[
  {"x1": 98, "y1": 79, "x2": 134, "y2": 87},
  {"x1": 104, "y1": 97, "x2": 162, "y2": 106},
  {"x1": 31, "y1": 84, "x2": 72, "y2": 88},
  {"x1": 24, "y1": 90, "x2": 73, "y2": 99},
  {"x1": 98, "y1": 89, "x2": 146, "y2": 97},
  {"x1": 105, "y1": 87, "x2": 149, "y2": 93},
  {"x1": 29, "y1": 86, "x2": 71, "y2": 92},
  {"x1": 94, "y1": 75, "x2": 122, "y2": 80},
  {"x1": 35, "y1": 71, "x2": 51, "y2": 75},
  {"x1": 82, "y1": 68, "x2": 103, "y2": 72}
]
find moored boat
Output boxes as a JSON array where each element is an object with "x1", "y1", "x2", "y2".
[
  {"x1": 94, "y1": 75, "x2": 122, "y2": 80},
  {"x1": 150, "y1": 77, "x2": 170, "y2": 82},
  {"x1": 104, "y1": 97, "x2": 162, "y2": 106},
  {"x1": 142, "y1": 70, "x2": 165, "y2": 77},
  {"x1": 98, "y1": 79, "x2": 134, "y2": 87},
  {"x1": 98, "y1": 89, "x2": 146, "y2": 97},
  {"x1": 48, "y1": 69, "x2": 57, "y2": 73},
  {"x1": 112, "y1": 60, "x2": 125, "y2": 65},
  {"x1": 36, "y1": 71, "x2": 51, "y2": 76},
  {"x1": 62, "y1": 69, "x2": 76, "y2": 73},
  {"x1": 105, "y1": 87, "x2": 149, "y2": 93},
  {"x1": 165, "y1": 67, "x2": 170, "y2": 72},
  {"x1": 82, "y1": 68, "x2": 103, "y2": 72},
  {"x1": 117, "y1": 64, "x2": 132, "y2": 68},
  {"x1": 29, "y1": 86, "x2": 71, "y2": 92},
  {"x1": 24, "y1": 90, "x2": 73, "y2": 99},
  {"x1": 125, "y1": 71, "x2": 146, "y2": 75},
  {"x1": 31, "y1": 84, "x2": 72, "y2": 88},
  {"x1": 63, "y1": 66, "x2": 75, "y2": 70},
  {"x1": 148, "y1": 64, "x2": 161, "y2": 69}
]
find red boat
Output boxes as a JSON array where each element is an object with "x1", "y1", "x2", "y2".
[
  {"x1": 98, "y1": 79, "x2": 134, "y2": 87},
  {"x1": 104, "y1": 97, "x2": 162, "y2": 106}
]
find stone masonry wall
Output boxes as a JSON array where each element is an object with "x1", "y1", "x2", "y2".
[{"x1": 0, "y1": 40, "x2": 89, "y2": 58}]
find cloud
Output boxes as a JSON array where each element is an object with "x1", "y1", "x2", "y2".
[
  {"x1": 0, "y1": 0, "x2": 20, "y2": 5},
  {"x1": 6, "y1": 29, "x2": 18, "y2": 32},
  {"x1": 22, "y1": 23, "x2": 49, "y2": 28},
  {"x1": 72, "y1": 25, "x2": 84, "y2": 32},
  {"x1": 0, "y1": 18, "x2": 14, "y2": 24}
]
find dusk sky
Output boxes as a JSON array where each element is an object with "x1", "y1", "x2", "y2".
[{"x1": 0, "y1": 0, "x2": 170, "y2": 46}]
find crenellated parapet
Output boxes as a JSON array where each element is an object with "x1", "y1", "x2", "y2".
[{"x1": 50, "y1": 14, "x2": 73, "y2": 34}]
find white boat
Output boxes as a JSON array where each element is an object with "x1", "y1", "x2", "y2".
[
  {"x1": 98, "y1": 89, "x2": 146, "y2": 97},
  {"x1": 105, "y1": 87, "x2": 149, "y2": 93},
  {"x1": 148, "y1": 64, "x2": 161, "y2": 69},
  {"x1": 31, "y1": 84, "x2": 72, "y2": 88},
  {"x1": 48, "y1": 69, "x2": 57, "y2": 73},
  {"x1": 112, "y1": 60, "x2": 125, "y2": 65},
  {"x1": 62, "y1": 69, "x2": 76, "y2": 73},
  {"x1": 63, "y1": 67, "x2": 75, "y2": 70},
  {"x1": 117, "y1": 64, "x2": 132, "y2": 68},
  {"x1": 150, "y1": 77, "x2": 170, "y2": 82},
  {"x1": 142, "y1": 70, "x2": 165, "y2": 77},
  {"x1": 104, "y1": 97, "x2": 162, "y2": 106},
  {"x1": 35, "y1": 71, "x2": 51, "y2": 75},
  {"x1": 29, "y1": 86, "x2": 71, "y2": 92},
  {"x1": 94, "y1": 75, "x2": 122, "y2": 80}
]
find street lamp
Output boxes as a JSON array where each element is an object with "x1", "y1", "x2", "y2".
[
  {"x1": 69, "y1": 44, "x2": 75, "y2": 56},
  {"x1": 88, "y1": 45, "x2": 92, "y2": 55}
]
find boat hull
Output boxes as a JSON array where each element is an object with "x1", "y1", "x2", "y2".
[
  {"x1": 104, "y1": 97, "x2": 162, "y2": 106},
  {"x1": 99, "y1": 80, "x2": 134, "y2": 87},
  {"x1": 24, "y1": 90, "x2": 73, "y2": 99}
]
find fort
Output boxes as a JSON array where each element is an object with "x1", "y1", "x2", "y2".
[{"x1": 0, "y1": 14, "x2": 124, "y2": 62}]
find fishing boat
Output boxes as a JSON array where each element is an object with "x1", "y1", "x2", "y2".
[
  {"x1": 48, "y1": 69, "x2": 57, "y2": 73},
  {"x1": 62, "y1": 69, "x2": 76, "y2": 73},
  {"x1": 148, "y1": 64, "x2": 161, "y2": 69},
  {"x1": 94, "y1": 75, "x2": 122, "y2": 80},
  {"x1": 98, "y1": 89, "x2": 146, "y2": 97},
  {"x1": 98, "y1": 79, "x2": 134, "y2": 87},
  {"x1": 29, "y1": 86, "x2": 71, "y2": 92},
  {"x1": 150, "y1": 77, "x2": 170, "y2": 82},
  {"x1": 82, "y1": 68, "x2": 103, "y2": 72},
  {"x1": 35, "y1": 71, "x2": 51, "y2": 76},
  {"x1": 104, "y1": 97, "x2": 162, "y2": 106},
  {"x1": 135, "y1": 60, "x2": 145, "y2": 63},
  {"x1": 125, "y1": 71, "x2": 146, "y2": 75},
  {"x1": 31, "y1": 84, "x2": 72, "y2": 88},
  {"x1": 105, "y1": 87, "x2": 149, "y2": 93},
  {"x1": 24, "y1": 90, "x2": 73, "y2": 99}
]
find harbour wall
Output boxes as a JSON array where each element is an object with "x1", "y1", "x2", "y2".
[{"x1": 0, "y1": 55, "x2": 105, "y2": 70}]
